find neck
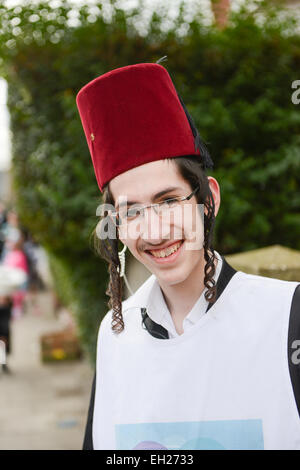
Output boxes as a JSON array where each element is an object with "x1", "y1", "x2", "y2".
[{"x1": 158, "y1": 249, "x2": 218, "y2": 329}]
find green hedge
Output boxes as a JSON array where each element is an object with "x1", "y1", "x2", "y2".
[{"x1": 0, "y1": 0, "x2": 299, "y2": 364}]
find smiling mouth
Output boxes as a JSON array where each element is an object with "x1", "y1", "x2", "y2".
[{"x1": 145, "y1": 240, "x2": 184, "y2": 259}]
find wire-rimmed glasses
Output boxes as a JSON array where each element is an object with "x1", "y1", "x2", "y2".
[{"x1": 110, "y1": 185, "x2": 200, "y2": 227}]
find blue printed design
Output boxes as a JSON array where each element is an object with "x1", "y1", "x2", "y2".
[{"x1": 115, "y1": 419, "x2": 264, "y2": 450}]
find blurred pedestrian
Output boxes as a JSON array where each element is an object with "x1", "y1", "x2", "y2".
[
  {"x1": 0, "y1": 209, "x2": 20, "y2": 262},
  {"x1": 0, "y1": 201, "x2": 8, "y2": 260},
  {"x1": 0, "y1": 201, "x2": 6, "y2": 225},
  {"x1": 0, "y1": 294, "x2": 13, "y2": 374},
  {"x1": 22, "y1": 231, "x2": 45, "y2": 316},
  {"x1": 23, "y1": 231, "x2": 45, "y2": 293},
  {"x1": 2, "y1": 230, "x2": 29, "y2": 319}
]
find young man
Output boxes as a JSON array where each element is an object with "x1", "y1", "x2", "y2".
[{"x1": 76, "y1": 61, "x2": 300, "y2": 450}]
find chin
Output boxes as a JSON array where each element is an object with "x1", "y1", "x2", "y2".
[{"x1": 154, "y1": 266, "x2": 191, "y2": 286}]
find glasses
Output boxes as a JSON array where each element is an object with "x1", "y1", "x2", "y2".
[{"x1": 110, "y1": 185, "x2": 200, "y2": 227}]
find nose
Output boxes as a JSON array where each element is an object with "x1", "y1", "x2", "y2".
[{"x1": 140, "y1": 206, "x2": 170, "y2": 244}]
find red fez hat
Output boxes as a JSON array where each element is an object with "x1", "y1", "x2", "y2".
[{"x1": 76, "y1": 61, "x2": 213, "y2": 192}]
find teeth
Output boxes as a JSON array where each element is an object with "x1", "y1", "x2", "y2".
[{"x1": 149, "y1": 241, "x2": 182, "y2": 258}]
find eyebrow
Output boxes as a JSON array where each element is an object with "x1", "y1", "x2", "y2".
[{"x1": 115, "y1": 186, "x2": 182, "y2": 210}]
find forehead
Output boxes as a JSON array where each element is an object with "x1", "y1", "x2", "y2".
[{"x1": 109, "y1": 159, "x2": 190, "y2": 203}]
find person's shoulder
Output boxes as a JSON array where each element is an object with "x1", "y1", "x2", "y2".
[
  {"x1": 235, "y1": 270, "x2": 299, "y2": 297},
  {"x1": 122, "y1": 273, "x2": 156, "y2": 311},
  {"x1": 237, "y1": 270, "x2": 297, "y2": 285}
]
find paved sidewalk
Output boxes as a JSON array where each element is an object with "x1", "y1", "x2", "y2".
[{"x1": 0, "y1": 290, "x2": 94, "y2": 450}]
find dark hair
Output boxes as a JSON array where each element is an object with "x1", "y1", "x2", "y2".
[{"x1": 91, "y1": 155, "x2": 217, "y2": 334}]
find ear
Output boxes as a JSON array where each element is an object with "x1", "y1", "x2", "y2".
[{"x1": 206, "y1": 176, "x2": 221, "y2": 217}]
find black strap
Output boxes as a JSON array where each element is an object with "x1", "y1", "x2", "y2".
[
  {"x1": 288, "y1": 283, "x2": 300, "y2": 418},
  {"x1": 205, "y1": 256, "x2": 236, "y2": 313},
  {"x1": 141, "y1": 307, "x2": 169, "y2": 339},
  {"x1": 82, "y1": 372, "x2": 96, "y2": 450}
]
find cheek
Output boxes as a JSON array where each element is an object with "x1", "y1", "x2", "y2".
[
  {"x1": 118, "y1": 235, "x2": 139, "y2": 260},
  {"x1": 183, "y1": 240, "x2": 203, "y2": 259},
  {"x1": 118, "y1": 224, "x2": 142, "y2": 243}
]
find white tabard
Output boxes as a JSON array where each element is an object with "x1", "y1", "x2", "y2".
[{"x1": 93, "y1": 270, "x2": 300, "y2": 450}]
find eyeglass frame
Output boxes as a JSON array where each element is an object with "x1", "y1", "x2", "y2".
[{"x1": 109, "y1": 184, "x2": 200, "y2": 227}]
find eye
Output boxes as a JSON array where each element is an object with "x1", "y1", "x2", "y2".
[
  {"x1": 162, "y1": 197, "x2": 179, "y2": 207},
  {"x1": 126, "y1": 206, "x2": 142, "y2": 218}
]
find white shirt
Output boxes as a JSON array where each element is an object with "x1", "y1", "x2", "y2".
[{"x1": 145, "y1": 250, "x2": 223, "y2": 338}]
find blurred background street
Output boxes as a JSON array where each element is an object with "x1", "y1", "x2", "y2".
[
  {"x1": 0, "y1": 239, "x2": 94, "y2": 450},
  {"x1": 0, "y1": 284, "x2": 93, "y2": 450}
]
